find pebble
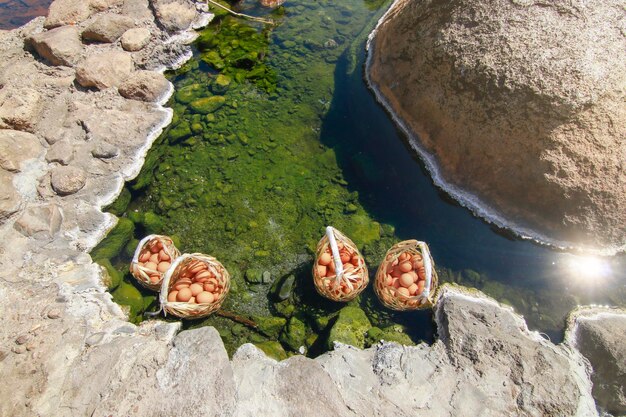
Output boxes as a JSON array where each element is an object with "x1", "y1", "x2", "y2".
[
  {"x1": 15, "y1": 334, "x2": 31, "y2": 345},
  {"x1": 85, "y1": 332, "x2": 105, "y2": 346},
  {"x1": 12, "y1": 345, "x2": 26, "y2": 354},
  {"x1": 47, "y1": 308, "x2": 62, "y2": 319}
]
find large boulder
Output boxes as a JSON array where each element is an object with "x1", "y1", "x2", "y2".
[
  {"x1": 367, "y1": 0, "x2": 626, "y2": 250},
  {"x1": 82, "y1": 14, "x2": 136, "y2": 43},
  {"x1": 118, "y1": 70, "x2": 170, "y2": 102},
  {"x1": 27, "y1": 26, "x2": 83, "y2": 66},
  {"x1": 75, "y1": 51, "x2": 133, "y2": 90},
  {"x1": 44, "y1": 0, "x2": 93, "y2": 28}
]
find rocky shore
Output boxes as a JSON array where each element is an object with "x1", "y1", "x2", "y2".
[
  {"x1": 366, "y1": 0, "x2": 626, "y2": 253},
  {"x1": 0, "y1": 0, "x2": 624, "y2": 416}
]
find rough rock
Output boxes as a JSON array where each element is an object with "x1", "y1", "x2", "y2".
[
  {"x1": 153, "y1": 0, "x2": 197, "y2": 32},
  {"x1": 44, "y1": 0, "x2": 93, "y2": 28},
  {"x1": 0, "y1": 170, "x2": 20, "y2": 221},
  {"x1": 82, "y1": 14, "x2": 136, "y2": 43},
  {"x1": 27, "y1": 26, "x2": 83, "y2": 66},
  {"x1": 13, "y1": 204, "x2": 63, "y2": 239},
  {"x1": 122, "y1": 0, "x2": 154, "y2": 21},
  {"x1": 0, "y1": 87, "x2": 43, "y2": 132},
  {"x1": 120, "y1": 27, "x2": 151, "y2": 51},
  {"x1": 569, "y1": 308, "x2": 626, "y2": 414},
  {"x1": 90, "y1": 0, "x2": 124, "y2": 11},
  {"x1": 45, "y1": 140, "x2": 74, "y2": 165},
  {"x1": 0, "y1": 129, "x2": 42, "y2": 172},
  {"x1": 50, "y1": 165, "x2": 86, "y2": 195},
  {"x1": 91, "y1": 142, "x2": 119, "y2": 159},
  {"x1": 118, "y1": 70, "x2": 170, "y2": 102},
  {"x1": 367, "y1": 0, "x2": 626, "y2": 250},
  {"x1": 75, "y1": 51, "x2": 133, "y2": 90}
]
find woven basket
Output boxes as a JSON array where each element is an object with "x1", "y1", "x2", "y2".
[
  {"x1": 313, "y1": 226, "x2": 368, "y2": 302},
  {"x1": 374, "y1": 240, "x2": 438, "y2": 311},
  {"x1": 159, "y1": 253, "x2": 230, "y2": 319},
  {"x1": 130, "y1": 235, "x2": 181, "y2": 291}
]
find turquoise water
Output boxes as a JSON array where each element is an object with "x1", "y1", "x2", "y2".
[{"x1": 90, "y1": 0, "x2": 624, "y2": 356}]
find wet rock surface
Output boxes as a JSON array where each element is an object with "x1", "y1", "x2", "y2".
[{"x1": 367, "y1": 0, "x2": 626, "y2": 251}]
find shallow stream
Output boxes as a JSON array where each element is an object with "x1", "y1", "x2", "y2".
[{"x1": 93, "y1": 0, "x2": 625, "y2": 358}]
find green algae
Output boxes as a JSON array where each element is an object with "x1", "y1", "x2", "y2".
[
  {"x1": 254, "y1": 341, "x2": 287, "y2": 360},
  {"x1": 91, "y1": 218, "x2": 134, "y2": 261},
  {"x1": 326, "y1": 306, "x2": 371, "y2": 349},
  {"x1": 97, "y1": 258, "x2": 122, "y2": 291}
]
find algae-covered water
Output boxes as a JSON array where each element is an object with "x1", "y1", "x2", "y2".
[{"x1": 95, "y1": 0, "x2": 626, "y2": 359}]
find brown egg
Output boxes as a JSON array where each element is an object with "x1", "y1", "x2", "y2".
[
  {"x1": 340, "y1": 252, "x2": 351, "y2": 264},
  {"x1": 417, "y1": 280, "x2": 425, "y2": 294},
  {"x1": 207, "y1": 277, "x2": 218, "y2": 286},
  {"x1": 399, "y1": 261, "x2": 412, "y2": 273},
  {"x1": 189, "y1": 262, "x2": 207, "y2": 274},
  {"x1": 144, "y1": 261, "x2": 157, "y2": 271},
  {"x1": 204, "y1": 283, "x2": 215, "y2": 292},
  {"x1": 196, "y1": 291, "x2": 214, "y2": 304},
  {"x1": 319, "y1": 252, "x2": 332, "y2": 266},
  {"x1": 149, "y1": 253, "x2": 159, "y2": 263},
  {"x1": 397, "y1": 287, "x2": 410, "y2": 298},
  {"x1": 417, "y1": 266, "x2": 426, "y2": 281},
  {"x1": 408, "y1": 283, "x2": 418, "y2": 295},
  {"x1": 413, "y1": 259, "x2": 424, "y2": 270},
  {"x1": 328, "y1": 261, "x2": 336, "y2": 273},
  {"x1": 189, "y1": 283, "x2": 203, "y2": 296},
  {"x1": 316, "y1": 264, "x2": 327, "y2": 277},
  {"x1": 157, "y1": 261, "x2": 171, "y2": 273},
  {"x1": 176, "y1": 287, "x2": 192, "y2": 302},
  {"x1": 167, "y1": 291, "x2": 178, "y2": 302},
  {"x1": 409, "y1": 271, "x2": 418, "y2": 282},
  {"x1": 139, "y1": 251, "x2": 151, "y2": 263},
  {"x1": 392, "y1": 278, "x2": 400, "y2": 289},
  {"x1": 150, "y1": 243, "x2": 160, "y2": 253},
  {"x1": 399, "y1": 252, "x2": 410, "y2": 262},
  {"x1": 399, "y1": 273, "x2": 413, "y2": 288},
  {"x1": 149, "y1": 274, "x2": 160, "y2": 284},
  {"x1": 195, "y1": 270, "x2": 212, "y2": 280},
  {"x1": 325, "y1": 269, "x2": 335, "y2": 278},
  {"x1": 174, "y1": 279, "x2": 192, "y2": 291},
  {"x1": 337, "y1": 242, "x2": 344, "y2": 250},
  {"x1": 385, "y1": 274, "x2": 393, "y2": 286},
  {"x1": 159, "y1": 249, "x2": 170, "y2": 262},
  {"x1": 391, "y1": 267, "x2": 403, "y2": 278},
  {"x1": 351, "y1": 256, "x2": 359, "y2": 267},
  {"x1": 343, "y1": 263, "x2": 354, "y2": 273}
]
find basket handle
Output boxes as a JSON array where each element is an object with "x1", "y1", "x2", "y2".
[
  {"x1": 326, "y1": 226, "x2": 344, "y2": 282},
  {"x1": 159, "y1": 253, "x2": 192, "y2": 316},
  {"x1": 418, "y1": 241, "x2": 433, "y2": 300}
]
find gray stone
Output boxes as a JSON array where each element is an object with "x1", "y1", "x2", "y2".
[
  {"x1": 571, "y1": 310, "x2": 626, "y2": 414},
  {"x1": 82, "y1": 14, "x2": 136, "y2": 43},
  {"x1": 91, "y1": 142, "x2": 119, "y2": 159},
  {"x1": 0, "y1": 170, "x2": 20, "y2": 221},
  {"x1": 75, "y1": 51, "x2": 133, "y2": 90},
  {"x1": 45, "y1": 141, "x2": 73, "y2": 165},
  {"x1": 0, "y1": 130, "x2": 42, "y2": 172},
  {"x1": 0, "y1": 87, "x2": 43, "y2": 133},
  {"x1": 11, "y1": 345, "x2": 26, "y2": 354},
  {"x1": 153, "y1": 0, "x2": 197, "y2": 32},
  {"x1": 46, "y1": 308, "x2": 62, "y2": 319},
  {"x1": 14, "y1": 204, "x2": 63, "y2": 239},
  {"x1": 118, "y1": 70, "x2": 169, "y2": 102},
  {"x1": 122, "y1": 0, "x2": 153, "y2": 21},
  {"x1": 50, "y1": 165, "x2": 86, "y2": 196},
  {"x1": 44, "y1": 0, "x2": 93, "y2": 28},
  {"x1": 27, "y1": 26, "x2": 83, "y2": 67},
  {"x1": 15, "y1": 334, "x2": 31, "y2": 345},
  {"x1": 120, "y1": 27, "x2": 151, "y2": 51}
]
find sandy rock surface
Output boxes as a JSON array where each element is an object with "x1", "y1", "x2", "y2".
[
  {"x1": 27, "y1": 25, "x2": 83, "y2": 66},
  {"x1": 367, "y1": 0, "x2": 626, "y2": 252},
  {"x1": 0, "y1": 0, "x2": 623, "y2": 416}
]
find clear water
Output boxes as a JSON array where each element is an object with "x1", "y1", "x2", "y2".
[{"x1": 93, "y1": 0, "x2": 625, "y2": 357}]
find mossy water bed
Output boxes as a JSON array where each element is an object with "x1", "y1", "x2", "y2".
[{"x1": 95, "y1": 0, "x2": 626, "y2": 357}]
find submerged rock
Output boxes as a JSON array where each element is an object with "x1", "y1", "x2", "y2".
[
  {"x1": 367, "y1": 0, "x2": 626, "y2": 250},
  {"x1": 327, "y1": 306, "x2": 371, "y2": 349},
  {"x1": 280, "y1": 316, "x2": 306, "y2": 351},
  {"x1": 189, "y1": 96, "x2": 226, "y2": 114},
  {"x1": 254, "y1": 316, "x2": 287, "y2": 339},
  {"x1": 91, "y1": 217, "x2": 135, "y2": 260}
]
